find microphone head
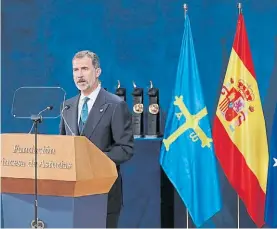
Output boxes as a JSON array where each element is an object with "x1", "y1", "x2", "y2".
[{"x1": 47, "y1": 106, "x2": 53, "y2": 110}]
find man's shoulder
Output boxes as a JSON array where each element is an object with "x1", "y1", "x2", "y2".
[
  {"x1": 103, "y1": 89, "x2": 125, "y2": 105},
  {"x1": 63, "y1": 88, "x2": 125, "y2": 105},
  {"x1": 64, "y1": 94, "x2": 79, "y2": 105}
]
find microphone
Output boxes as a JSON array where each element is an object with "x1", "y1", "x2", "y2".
[
  {"x1": 63, "y1": 105, "x2": 70, "y2": 110},
  {"x1": 37, "y1": 105, "x2": 53, "y2": 116},
  {"x1": 61, "y1": 105, "x2": 75, "y2": 136},
  {"x1": 28, "y1": 105, "x2": 53, "y2": 134}
]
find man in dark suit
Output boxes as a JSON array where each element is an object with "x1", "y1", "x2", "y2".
[{"x1": 59, "y1": 50, "x2": 134, "y2": 228}]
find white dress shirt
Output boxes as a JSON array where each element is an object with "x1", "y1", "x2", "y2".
[{"x1": 78, "y1": 84, "x2": 101, "y2": 123}]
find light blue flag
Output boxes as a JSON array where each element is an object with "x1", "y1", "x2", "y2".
[
  {"x1": 265, "y1": 103, "x2": 277, "y2": 228},
  {"x1": 159, "y1": 15, "x2": 222, "y2": 227}
]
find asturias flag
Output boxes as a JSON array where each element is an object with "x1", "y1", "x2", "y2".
[
  {"x1": 160, "y1": 14, "x2": 222, "y2": 227},
  {"x1": 265, "y1": 103, "x2": 277, "y2": 227},
  {"x1": 212, "y1": 13, "x2": 269, "y2": 227}
]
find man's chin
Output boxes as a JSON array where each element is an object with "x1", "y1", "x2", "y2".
[
  {"x1": 77, "y1": 86, "x2": 93, "y2": 94},
  {"x1": 77, "y1": 85, "x2": 89, "y2": 91}
]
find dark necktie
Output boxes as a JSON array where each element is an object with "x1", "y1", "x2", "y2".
[{"x1": 79, "y1": 97, "x2": 90, "y2": 133}]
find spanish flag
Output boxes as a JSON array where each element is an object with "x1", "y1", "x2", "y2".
[{"x1": 213, "y1": 13, "x2": 269, "y2": 227}]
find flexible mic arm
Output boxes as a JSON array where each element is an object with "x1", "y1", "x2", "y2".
[
  {"x1": 61, "y1": 105, "x2": 75, "y2": 136},
  {"x1": 28, "y1": 106, "x2": 53, "y2": 134},
  {"x1": 31, "y1": 106, "x2": 53, "y2": 123}
]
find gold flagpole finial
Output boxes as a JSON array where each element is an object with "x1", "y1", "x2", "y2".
[{"x1": 237, "y1": 3, "x2": 242, "y2": 14}]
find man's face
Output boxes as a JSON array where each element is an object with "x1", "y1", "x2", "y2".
[{"x1": 72, "y1": 56, "x2": 100, "y2": 93}]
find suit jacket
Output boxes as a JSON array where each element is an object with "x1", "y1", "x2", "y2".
[{"x1": 59, "y1": 88, "x2": 134, "y2": 213}]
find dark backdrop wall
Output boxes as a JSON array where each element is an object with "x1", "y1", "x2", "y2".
[
  {"x1": 2, "y1": 0, "x2": 277, "y2": 135},
  {"x1": 1, "y1": 0, "x2": 277, "y2": 227}
]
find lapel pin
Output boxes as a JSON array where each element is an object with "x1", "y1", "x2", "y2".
[{"x1": 100, "y1": 108, "x2": 104, "y2": 113}]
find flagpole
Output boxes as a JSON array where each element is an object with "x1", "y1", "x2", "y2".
[
  {"x1": 238, "y1": 2, "x2": 242, "y2": 14},
  {"x1": 183, "y1": 3, "x2": 188, "y2": 18},
  {"x1": 236, "y1": 1, "x2": 242, "y2": 225},
  {"x1": 236, "y1": 3, "x2": 242, "y2": 227},
  {"x1": 184, "y1": 4, "x2": 188, "y2": 227},
  {"x1": 237, "y1": 196, "x2": 240, "y2": 228},
  {"x1": 186, "y1": 208, "x2": 189, "y2": 229}
]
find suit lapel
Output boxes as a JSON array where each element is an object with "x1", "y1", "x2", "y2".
[
  {"x1": 81, "y1": 88, "x2": 109, "y2": 137},
  {"x1": 67, "y1": 95, "x2": 80, "y2": 136}
]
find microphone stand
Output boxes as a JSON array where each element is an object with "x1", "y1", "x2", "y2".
[
  {"x1": 30, "y1": 115, "x2": 42, "y2": 228},
  {"x1": 30, "y1": 107, "x2": 52, "y2": 228}
]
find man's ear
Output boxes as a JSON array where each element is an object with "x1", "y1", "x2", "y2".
[{"x1": 96, "y1": 68, "x2": 102, "y2": 78}]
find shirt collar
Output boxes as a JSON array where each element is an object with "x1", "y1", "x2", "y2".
[{"x1": 80, "y1": 83, "x2": 101, "y2": 102}]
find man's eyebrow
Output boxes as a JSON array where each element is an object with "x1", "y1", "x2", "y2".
[{"x1": 73, "y1": 66, "x2": 89, "y2": 69}]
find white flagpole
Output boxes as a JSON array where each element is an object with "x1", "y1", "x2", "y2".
[
  {"x1": 236, "y1": 4, "x2": 242, "y2": 229},
  {"x1": 186, "y1": 208, "x2": 189, "y2": 229},
  {"x1": 237, "y1": 195, "x2": 240, "y2": 228},
  {"x1": 184, "y1": 4, "x2": 188, "y2": 228}
]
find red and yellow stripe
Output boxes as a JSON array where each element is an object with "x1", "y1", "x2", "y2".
[{"x1": 213, "y1": 14, "x2": 269, "y2": 227}]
